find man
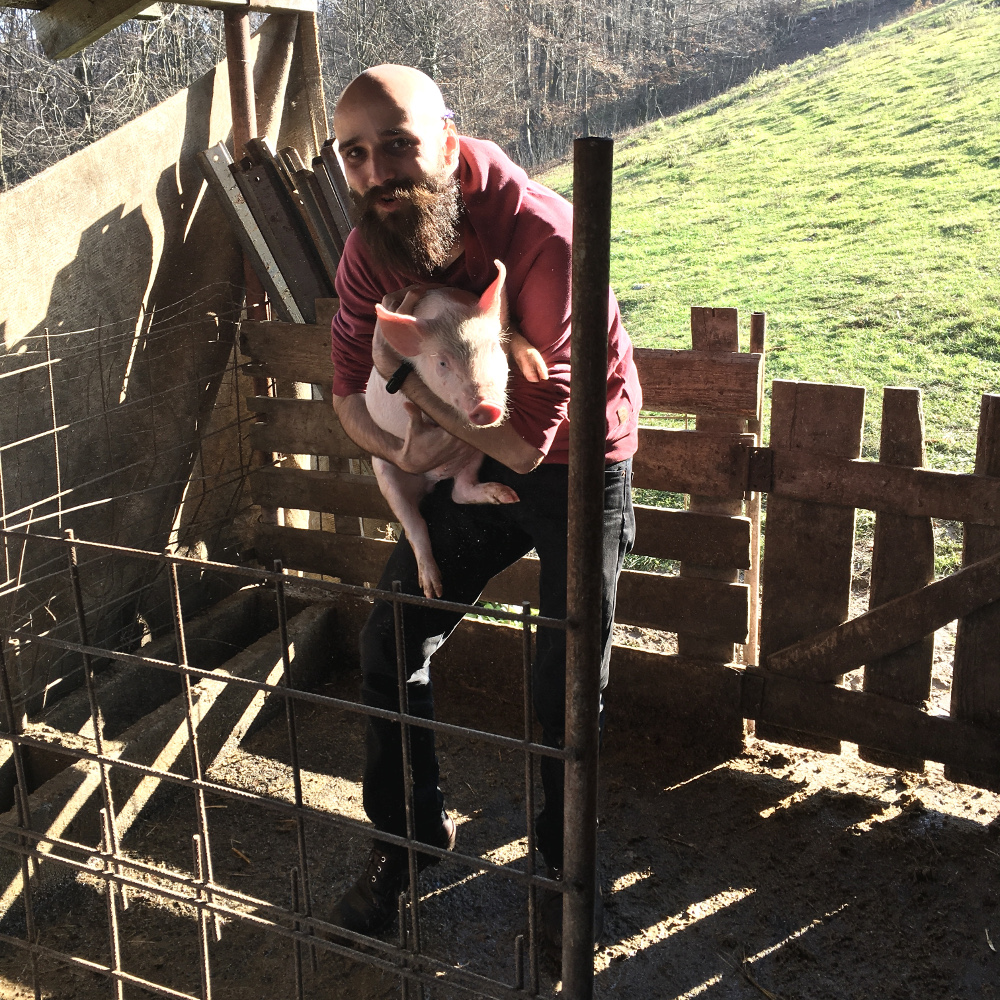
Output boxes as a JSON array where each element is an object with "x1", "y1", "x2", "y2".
[{"x1": 328, "y1": 65, "x2": 640, "y2": 942}]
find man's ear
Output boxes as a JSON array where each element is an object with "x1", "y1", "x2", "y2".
[
  {"x1": 442, "y1": 119, "x2": 460, "y2": 172},
  {"x1": 375, "y1": 304, "x2": 426, "y2": 357}
]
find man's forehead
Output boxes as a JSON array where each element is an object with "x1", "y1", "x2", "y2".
[{"x1": 334, "y1": 92, "x2": 422, "y2": 142}]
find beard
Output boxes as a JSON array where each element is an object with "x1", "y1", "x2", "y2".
[{"x1": 352, "y1": 170, "x2": 462, "y2": 279}]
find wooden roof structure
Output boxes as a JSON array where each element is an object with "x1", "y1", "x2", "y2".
[{"x1": 0, "y1": 0, "x2": 316, "y2": 60}]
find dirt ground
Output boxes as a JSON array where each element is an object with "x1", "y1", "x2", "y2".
[{"x1": 1, "y1": 587, "x2": 998, "y2": 1000}]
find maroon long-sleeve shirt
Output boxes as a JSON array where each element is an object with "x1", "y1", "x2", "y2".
[{"x1": 330, "y1": 136, "x2": 641, "y2": 465}]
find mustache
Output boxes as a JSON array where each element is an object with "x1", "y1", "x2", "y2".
[{"x1": 352, "y1": 178, "x2": 443, "y2": 218}]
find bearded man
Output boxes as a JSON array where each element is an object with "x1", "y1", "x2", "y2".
[{"x1": 328, "y1": 65, "x2": 641, "y2": 945}]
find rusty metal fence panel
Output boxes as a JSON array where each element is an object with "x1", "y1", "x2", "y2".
[{"x1": 0, "y1": 529, "x2": 579, "y2": 999}]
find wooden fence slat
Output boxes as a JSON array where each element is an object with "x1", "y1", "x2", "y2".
[
  {"x1": 254, "y1": 526, "x2": 749, "y2": 640},
  {"x1": 744, "y1": 668, "x2": 1000, "y2": 777},
  {"x1": 247, "y1": 396, "x2": 364, "y2": 459},
  {"x1": 633, "y1": 349, "x2": 762, "y2": 417},
  {"x1": 240, "y1": 319, "x2": 335, "y2": 386},
  {"x1": 633, "y1": 428, "x2": 753, "y2": 497},
  {"x1": 633, "y1": 507, "x2": 752, "y2": 568},
  {"x1": 771, "y1": 450, "x2": 1000, "y2": 526},
  {"x1": 948, "y1": 393, "x2": 1000, "y2": 790},
  {"x1": 860, "y1": 388, "x2": 935, "y2": 771},
  {"x1": 250, "y1": 466, "x2": 393, "y2": 521},
  {"x1": 766, "y1": 547, "x2": 1000, "y2": 682},
  {"x1": 678, "y1": 308, "x2": 744, "y2": 663},
  {"x1": 756, "y1": 380, "x2": 866, "y2": 752}
]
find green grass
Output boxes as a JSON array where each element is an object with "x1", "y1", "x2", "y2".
[{"x1": 540, "y1": 0, "x2": 1000, "y2": 475}]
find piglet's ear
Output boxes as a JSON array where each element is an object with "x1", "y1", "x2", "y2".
[
  {"x1": 375, "y1": 303, "x2": 426, "y2": 358},
  {"x1": 477, "y1": 259, "x2": 506, "y2": 321}
]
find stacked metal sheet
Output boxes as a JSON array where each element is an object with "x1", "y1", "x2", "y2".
[{"x1": 198, "y1": 137, "x2": 354, "y2": 324}]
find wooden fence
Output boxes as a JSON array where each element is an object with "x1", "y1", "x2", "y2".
[{"x1": 240, "y1": 304, "x2": 1000, "y2": 788}]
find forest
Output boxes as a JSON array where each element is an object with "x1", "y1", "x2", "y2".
[{"x1": 0, "y1": 0, "x2": 802, "y2": 189}]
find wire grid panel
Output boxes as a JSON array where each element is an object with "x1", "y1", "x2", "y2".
[{"x1": 0, "y1": 530, "x2": 573, "y2": 1000}]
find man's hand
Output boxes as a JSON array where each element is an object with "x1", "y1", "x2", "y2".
[
  {"x1": 508, "y1": 331, "x2": 549, "y2": 382},
  {"x1": 396, "y1": 401, "x2": 473, "y2": 474}
]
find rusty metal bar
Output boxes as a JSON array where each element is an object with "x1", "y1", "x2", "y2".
[
  {"x1": 520, "y1": 600, "x2": 539, "y2": 995},
  {"x1": 392, "y1": 580, "x2": 423, "y2": 980},
  {"x1": 65, "y1": 528, "x2": 129, "y2": 908},
  {"x1": 0, "y1": 640, "x2": 40, "y2": 999},
  {"x1": 14, "y1": 785, "x2": 41, "y2": 1000},
  {"x1": 291, "y1": 868, "x2": 305, "y2": 1000},
  {"x1": 0, "y1": 525, "x2": 568, "y2": 631},
  {"x1": 100, "y1": 808, "x2": 125, "y2": 1000},
  {"x1": 192, "y1": 835, "x2": 213, "y2": 1000},
  {"x1": 562, "y1": 135, "x2": 615, "y2": 999},
  {"x1": 170, "y1": 562, "x2": 220, "y2": 941},
  {"x1": 274, "y1": 561, "x2": 317, "y2": 971}
]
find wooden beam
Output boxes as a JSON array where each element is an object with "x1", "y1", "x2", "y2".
[
  {"x1": 756, "y1": 380, "x2": 866, "y2": 752},
  {"x1": 949, "y1": 394, "x2": 1000, "y2": 790},
  {"x1": 860, "y1": 387, "x2": 935, "y2": 771},
  {"x1": 34, "y1": 0, "x2": 315, "y2": 59},
  {"x1": 250, "y1": 466, "x2": 392, "y2": 521},
  {"x1": 254, "y1": 526, "x2": 749, "y2": 641},
  {"x1": 246, "y1": 396, "x2": 362, "y2": 459},
  {"x1": 767, "y1": 547, "x2": 1000, "y2": 683},
  {"x1": 633, "y1": 428, "x2": 753, "y2": 497},
  {"x1": 633, "y1": 349, "x2": 762, "y2": 417},
  {"x1": 744, "y1": 668, "x2": 1000, "y2": 778},
  {"x1": 633, "y1": 506, "x2": 752, "y2": 569},
  {"x1": 240, "y1": 319, "x2": 333, "y2": 386},
  {"x1": 770, "y1": 449, "x2": 1000, "y2": 526}
]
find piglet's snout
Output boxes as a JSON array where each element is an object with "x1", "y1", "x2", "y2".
[{"x1": 468, "y1": 401, "x2": 504, "y2": 427}]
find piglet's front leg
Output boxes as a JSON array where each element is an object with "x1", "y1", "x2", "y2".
[
  {"x1": 450, "y1": 457, "x2": 519, "y2": 505},
  {"x1": 372, "y1": 458, "x2": 443, "y2": 599}
]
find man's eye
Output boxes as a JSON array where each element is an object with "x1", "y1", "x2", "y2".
[{"x1": 389, "y1": 138, "x2": 413, "y2": 152}]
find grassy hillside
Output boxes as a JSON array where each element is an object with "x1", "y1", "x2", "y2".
[{"x1": 541, "y1": 0, "x2": 1000, "y2": 474}]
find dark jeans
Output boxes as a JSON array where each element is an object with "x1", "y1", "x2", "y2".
[{"x1": 358, "y1": 456, "x2": 635, "y2": 869}]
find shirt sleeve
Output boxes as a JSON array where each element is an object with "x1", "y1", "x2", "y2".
[
  {"x1": 330, "y1": 234, "x2": 385, "y2": 398},
  {"x1": 506, "y1": 229, "x2": 573, "y2": 457}
]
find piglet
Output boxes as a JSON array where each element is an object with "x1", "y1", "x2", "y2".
[{"x1": 366, "y1": 260, "x2": 540, "y2": 599}]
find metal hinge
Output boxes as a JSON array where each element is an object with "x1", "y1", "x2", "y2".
[{"x1": 746, "y1": 446, "x2": 774, "y2": 494}]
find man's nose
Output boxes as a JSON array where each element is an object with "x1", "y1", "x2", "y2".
[{"x1": 364, "y1": 150, "x2": 396, "y2": 190}]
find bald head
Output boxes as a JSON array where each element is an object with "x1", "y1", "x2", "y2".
[{"x1": 336, "y1": 65, "x2": 449, "y2": 131}]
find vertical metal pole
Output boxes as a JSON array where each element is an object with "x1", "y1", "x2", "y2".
[
  {"x1": 275, "y1": 561, "x2": 316, "y2": 971},
  {"x1": 65, "y1": 530, "x2": 128, "y2": 909},
  {"x1": 391, "y1": 582, "x2": 422, "y2": 959},
  {"x1": 520, "y1": 602, "x2": 539, "y2": 995},
  {"x1": 562, "y1": 136, "x2": 614, "y2": 999},
  {"x1": 192, "y1": 835, "x2": 213, "y2": 1000},
  {"x1": 169, "y1": 563, "x2": 220, "y2": 940},
  {"x1": 223, "y1": 11, "x2": 278, "y2": 525},
  {"x1": 100, "y1": 809, "x2": 124, "y2": 1000}
]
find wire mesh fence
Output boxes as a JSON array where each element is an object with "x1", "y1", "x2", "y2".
[{"x1": 0, "y1": 529, "x2": 587, "y2": 1000}]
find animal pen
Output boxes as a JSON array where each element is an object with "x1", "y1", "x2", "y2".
[{"x1": 1, "y1": 6, "x2": 1000, "y2": 1000}]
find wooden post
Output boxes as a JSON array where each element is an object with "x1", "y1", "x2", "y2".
[
  {"x1": 677, "y1": 307, "x2": 744, "y2": 665},
  {"x1": 947, "y1": 393, "x2": 1000, "y2": 790},
  {"x1": 744, "y1": 312, "x2": 765, "y2": 666},
  {"x1": 859, "y1": 388, "x2": 934, "y2": 771},
  {"x1": 756, "y1": 380, "x2": 865, "y2": 752}
]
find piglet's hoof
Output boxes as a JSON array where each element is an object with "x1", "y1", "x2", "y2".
[{"x1": 452, "y1": 481, "x2": 520, "y2": 505}]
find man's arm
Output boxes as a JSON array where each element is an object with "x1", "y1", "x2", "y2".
[
  {"x1": 332, "y1": 392, "x2": 478, "y2": 474},
  {"x1": 370, "y1": 338, "x2": 544, "y2": 476}
]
